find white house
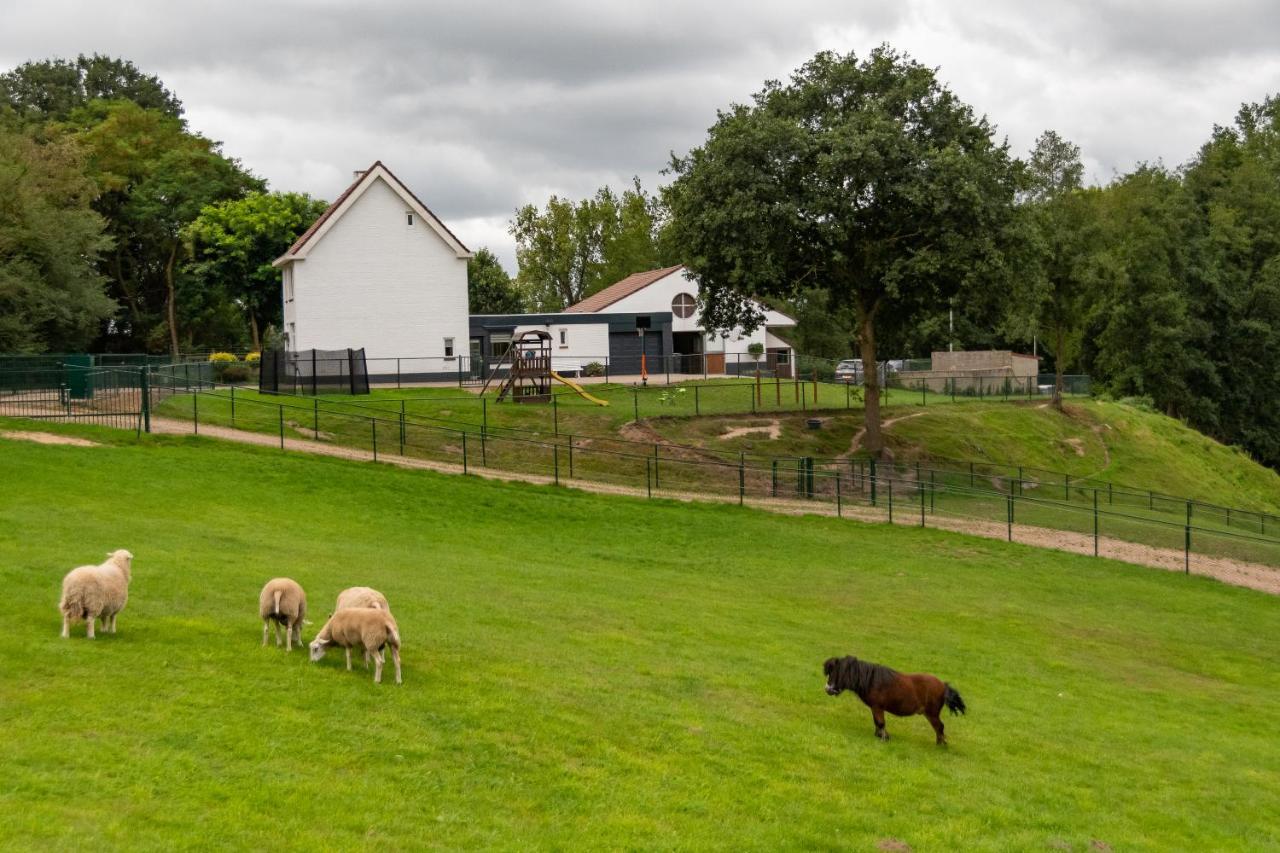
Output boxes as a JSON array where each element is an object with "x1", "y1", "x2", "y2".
[
  {"x1": 274, "y1": 161, "x2": 472, "y2": 363},
  {"x1": 469, "y1": 264, "x2": 796, "y2": 377}
]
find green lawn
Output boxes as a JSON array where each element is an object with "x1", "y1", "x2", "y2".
[{"x1": 1, "y1": 423, "x2": 1278, "y2": 850}]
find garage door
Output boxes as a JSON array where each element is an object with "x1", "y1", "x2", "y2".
[{"x1": 609, "y1": 331, "x2": 664, "y2": 376}]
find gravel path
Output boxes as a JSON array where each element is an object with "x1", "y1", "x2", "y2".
[{"x1": 145, "y1": 418, "x2": 1280, "y2": 595}]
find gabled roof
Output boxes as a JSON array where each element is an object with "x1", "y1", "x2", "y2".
[
  {"x1": 563, "y1": 264, "x2": 686, "y2": 313},
  {"x1": 273, "y1": 161, "x2": 471, "y2": 267}
]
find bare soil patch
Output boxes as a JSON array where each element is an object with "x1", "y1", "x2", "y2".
[
  {"x1": 0, "y1": 430, "x2": 100, "y2": 447},
  {"x1": 718, "y1": 419, "x2": 782, "y2": 441}
]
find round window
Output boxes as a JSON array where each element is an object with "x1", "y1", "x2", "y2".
[{"x1": 671, "y1": 292, "x2": 697, "y2": 319}]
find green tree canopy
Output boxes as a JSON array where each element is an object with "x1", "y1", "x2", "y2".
[
  {"x1": 665, "y1": 47, "x2": 1018, "y2": 456},
  {"x1": 511, "y1": 179, "x2": 666, "y2": 310},
  {"x1": 1, "y1": 54, "x2": 183, "y2": 122},
  {"x1": 183, "y1": 191, "x2": 330, "y2": 350},
  {"x1": 0, "y1": 127, "x2": 114, "y2": 351},
  {"x1": 467, "y1": 247, "x2": 524, "y2": 315},
  {"x1": 66, "y1": 100, "x2": 262, "y2": 354}
]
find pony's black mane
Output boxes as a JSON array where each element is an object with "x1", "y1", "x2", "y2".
[{"x1": 835, "y1": 656, "x2": 899, "y2": 697}]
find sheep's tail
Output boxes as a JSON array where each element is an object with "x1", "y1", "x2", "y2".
[
  {"x1": 387, "y1": 619, "x2": 401, "y2": 650},
  {"x1": 272, "y1": 588, "x2": 282, "y2": 615},
  {"x1": 59, "y1": 583, "x2": 85, "y2": 619}
]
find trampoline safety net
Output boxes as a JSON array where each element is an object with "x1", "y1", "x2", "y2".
[{"x1": 259, "y1": 348, "x2": 370, "y2": 395}]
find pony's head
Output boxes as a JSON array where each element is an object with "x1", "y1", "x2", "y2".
[{"x1": 823, "y1": 656, "x2": 848, "y2": 695}]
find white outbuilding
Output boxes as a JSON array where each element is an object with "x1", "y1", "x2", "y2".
[{"x1": 274, "y1": 161, "x2": 472, "y2": 364}]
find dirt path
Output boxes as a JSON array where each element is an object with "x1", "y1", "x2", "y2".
[
  {"x1": 138, "y1": 418, "x2": 1279, "y2": 595},
  {"x1": 0, "y1": 430, "x2": 100, "y2": 447},
  {"x1": 842, "y1": 411, "x2": 928, "y2": 458}
]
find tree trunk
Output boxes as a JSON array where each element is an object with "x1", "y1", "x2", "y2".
[
  {"x1": 164, "y1": 242, "x2": 180, "y2": 360},
  {"x1": 1052, "y1": 326, "x2": 1064, "y2": 411},
  {"x1": 857, "y1": 300, "x2": 884, "y2": 458},
  {"x1": 250, "y1": 313, "x2": 261, "y2": 352}
]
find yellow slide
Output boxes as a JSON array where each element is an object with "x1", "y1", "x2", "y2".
[{"x1": 550, "y1": 371, "x2": 610, "y2": 406}]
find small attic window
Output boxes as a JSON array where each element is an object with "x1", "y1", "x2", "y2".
[{"x1": 406, "y1": 211, "x2": 415, "y2": 226}]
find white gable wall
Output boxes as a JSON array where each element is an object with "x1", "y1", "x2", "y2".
[
  {"x1": 602, "y1": 268, "x2": 793, "y2": 355},
  {"x1": 284, "y1": 176, "x2": 469, "y2": 362}
]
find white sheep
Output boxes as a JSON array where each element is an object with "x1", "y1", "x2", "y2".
[
  {"x1": 59, "y1": 549, "x2": 133, "y2": 639},
  {"x1": 309, "y1": 607, "x2": 402, "y2": 684},
  {"x1": 334, "y1": 586, "x2": 390, "y2": 613},
  {"x1": 259, "y1": 577, "x2": 307, "y2": 651}
]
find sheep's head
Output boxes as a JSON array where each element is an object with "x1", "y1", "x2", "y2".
[
  {"x1": 308, "y1": 638, "x2": 329, "y2": 662},
  {"x1": 109, "y1": 549, "x2": 133, "y2": 581}
]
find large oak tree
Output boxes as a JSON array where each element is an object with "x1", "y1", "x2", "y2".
[{"x1": 665, "y1": 47, "x2": 1018, "y2": 456}]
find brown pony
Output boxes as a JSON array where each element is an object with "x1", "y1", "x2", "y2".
[{"x1": 823, "y1": 656, "x2": 966, "y2": 744}]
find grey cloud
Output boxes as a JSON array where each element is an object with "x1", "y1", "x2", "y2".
[{"x1": 3, "y1": 0, "x2": 1279, "y2": 271}]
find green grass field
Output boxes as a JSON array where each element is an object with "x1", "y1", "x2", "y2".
[{"x1": 1, "y1": 423, "x2": 1278, "y2": 850}]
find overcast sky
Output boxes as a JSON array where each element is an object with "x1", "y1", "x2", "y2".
[{"x1": 5, "y1": 0, "x2": 1279, "y2": 270}]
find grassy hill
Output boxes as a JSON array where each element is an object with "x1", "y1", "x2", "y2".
[
  {"x1": 1, "y1": 424, "x2": 1278, "y2": 850},
  {"x1": 647, "y1": 398, "x2": 1280, "y2": 515}
]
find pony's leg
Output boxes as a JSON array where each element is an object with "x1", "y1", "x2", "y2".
[
  {"x1": 61, "y1": 614, "x2": 70, "y2": 639},
  {"x1": 373, "y1": 650, "x2": 385, "y2": 684},
  {"x1": 872, "y1": 708, "x2": 888, "y2": 740},
  {"x1": 86, "y1": 614, "x2": 96, "y2": 640},
  {"x1": 345, "y1": 648, "x2": 353, "y2": 671},
  {"x1": 926, "y1": 711, "x2": 946, "y2": 745}
]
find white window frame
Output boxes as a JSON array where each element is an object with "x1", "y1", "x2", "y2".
[
  {"x1": 443, "y1": 337, "x2": 455, "y2": 359},
  {"x1": 559, "y1": 328, "x2": 567, "y2": 347},
  {"x1": 406, "y1": 211, "x2": 415, "y2": 226}
]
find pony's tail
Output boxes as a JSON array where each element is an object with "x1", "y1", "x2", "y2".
[{"x1": 943, "y1": 684, "x2": 966, "y2": 716}]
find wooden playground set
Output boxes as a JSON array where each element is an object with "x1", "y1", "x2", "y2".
[{"x1": 480, "y1": 330, "x2": 610, "y2": 406}]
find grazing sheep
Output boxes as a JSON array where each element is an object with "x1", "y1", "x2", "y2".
[
  {"x1": 309, "y1": 608, "x2": 402, "y2": 684},
  {"x1": 60, "y1": 550, "x2": 133, "y2": 639},
  {"x1": 259, "y1": 578, "x2": 307, "y2": 651},
  {"x1": 334, "y1": 586, "x2": 391, "y2": 613}
]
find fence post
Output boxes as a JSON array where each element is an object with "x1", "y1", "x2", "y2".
[
  {"x1": 921, "y1": 381, "x2": 925, "y2": 407},
  {"x1": 1007, "y1": 494, "x2": 1013, "y2": 541},
  {"x1": 230, "y1": 385, "x2": 236, "y2": 428},
  {"x1": 371, "y1": 418, "x2": 378, "y2": 461},
  {"x1": 653, "y1": 443, "x2": 660, "y2": 489},
  {"x1": 739, "y1": 452, "x2": 745, "y2": 505},
  {"x1": 397, "y1": 357, "x2": 401, "y2": 389},
  {"x1": 930, "y1": 469, "x2": 935, "y2": 511},
  {"x1": 553, "y1": 394, "x2": 559, "y2": 436},
  {"x1": 646, "y1": 456, "x2": 652, "y2": 498},
  {"x1": 776, "y1": 373, "x2": 781, "y2": 407},
  {"x1": 140, "y1": 365, "x2": 151, "y2": 434},
  {"x1": 836, "y1": 472, "x2": 842, "y2": 518},
  {"x1": 695, "y1": 385, "x2": 700, "y2": 415},
  {"x1": 279, "y1": 406, "x2": 285, "y2": 450},
  {"x1": 771, "y1": 460, "x2": 778, "y2": 497},
  {"x1": 887, "y1": 478, "x2": 893, "y2": 524},
  {"x1": 399, "y1": 411, "x2": 405, "y2": 455},
  {"x1": 553, "y1": 442, "x2": 559, "y2": 485},
  {"x1": 633, "y1": 391, "x2": 639, "y2": 422},
  {"x1": 920, "y1": 479, "x2": 926, "y2": 527},
  {"x1": 1184, "y1": 525, "x2": 1190, "y2": 574},
  {"x1": 1093, "y1": 489, "x2": 1099, "y2": 557},
  {"x1": 482, "y1": 397, "x2": 488, "y2": 436},
  {"x1": 605, "y1": 357, "x2": 610, "y2": 383},
  {"x1": 869, "y1": 458, "x2": 878, "y2": 506},
  {"x1": 313, "y1": 398, "x2": 319, "y2": 439},
  {"x1": 481, "y1": 427, "x2": 487, "y2": 466},
  {"x1": 193, "y1": 389, "x2": 198, "y2": 435},
  {"x1": 568, "y1": 435, "x2": 574, "y2": 478}
]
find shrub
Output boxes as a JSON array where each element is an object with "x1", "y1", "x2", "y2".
[
  {"x1": 245, "y1": 352, "x2": 261, "y2": 364},
  {"x1": 584, "y1": 361, "x2": 606, "y2": 377},
  {"x1": 1118, "y1": 395, "x2": 1156, "y2": 413},
  {"x1": 747, "y1": 342, "x2": 765, "y2": 360},
  {"x1": 208, "y1": 352, "x2": 238, "y2": 364},
  {"x1": 221, "y1": 363, "x2": 251, "y2": 382}
]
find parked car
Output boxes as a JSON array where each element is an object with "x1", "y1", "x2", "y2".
[
  {"x1": 833, "y1": 358, "x2": 906, "y2": 383},
  {"x1": 834, "y1": 359, "x2": 861, "y2": 382}
]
